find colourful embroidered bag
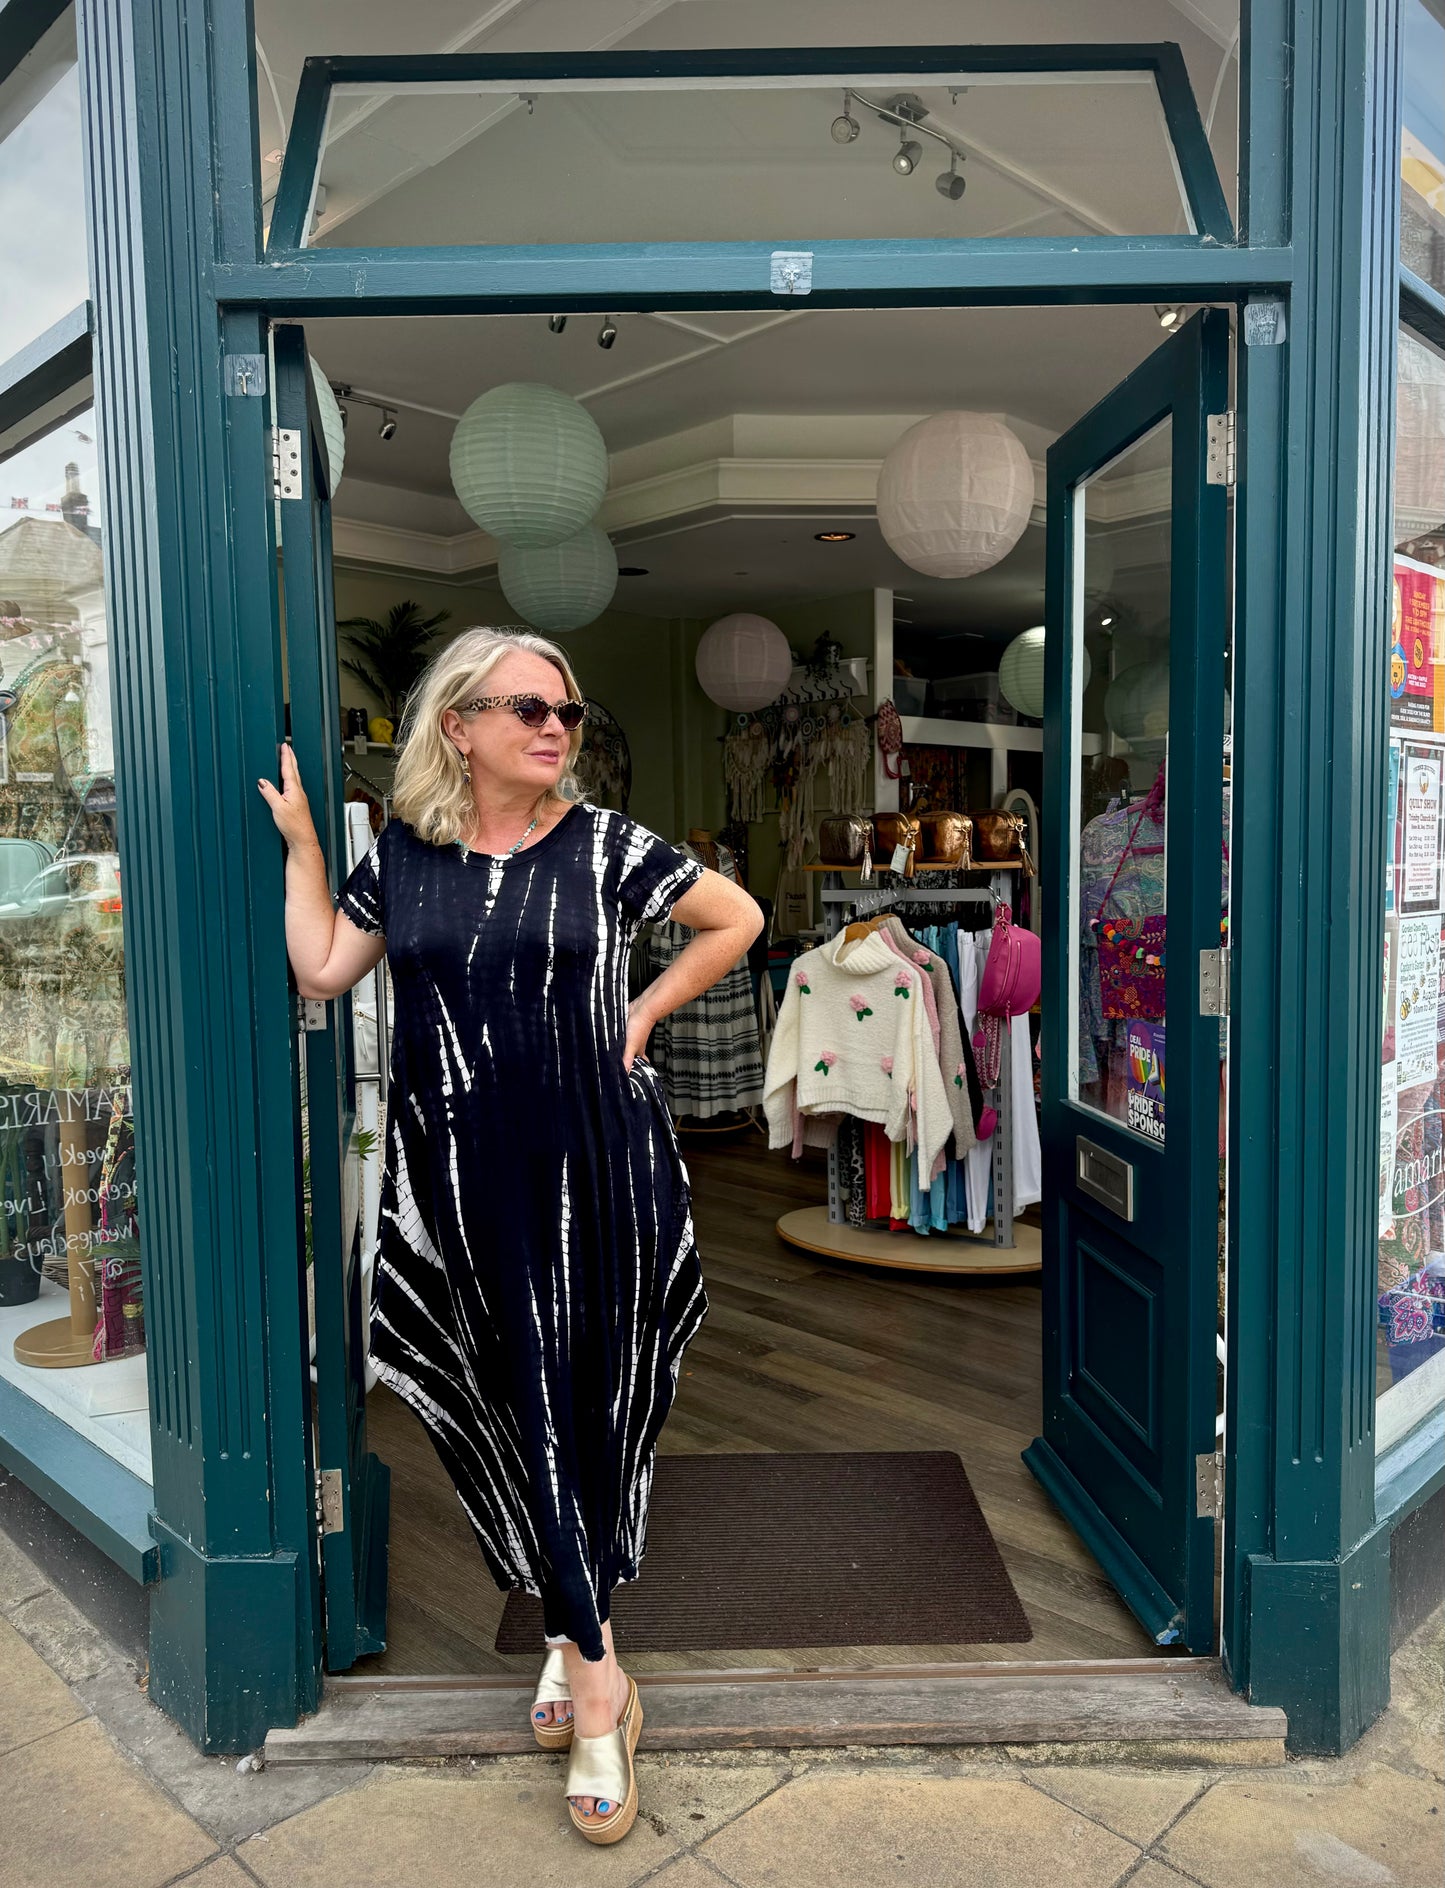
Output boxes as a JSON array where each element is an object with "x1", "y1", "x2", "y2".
[{"x1": 1091, "y1": 795, "x2": 1166, "y2": 1021}]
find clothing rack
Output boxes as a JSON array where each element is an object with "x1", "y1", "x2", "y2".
[{"x1": 772, "y1": 867, "x2": 1042, "y2": 1277}]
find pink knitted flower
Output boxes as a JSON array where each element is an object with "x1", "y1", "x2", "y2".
[
  {"x1": 849, "y1": 994, "x2": 874, "y2": 1021},
  {"x1": 912, "y1": 948, "x2": 932, "y2": 967},
  {"x1": 893, "y1": 974, "x2": 911, "y2": 999},
  {"x1": 794, "y1": 968, "x2": 811, "y2": 994},
  {"x1": 881, "y1": 1055, "x2": 894, "y2": 1077},
  {"x1": 813, "y1": 1050, "x2": 837, "y2": 1075}
]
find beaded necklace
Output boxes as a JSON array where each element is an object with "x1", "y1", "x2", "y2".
[{"x1": 456, "y1": 813, "x2": 539, "y2": 863}]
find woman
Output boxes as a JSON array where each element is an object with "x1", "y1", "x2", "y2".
[{"x1": 259, "y1": 626, "x2": 761, "y2": 1845}]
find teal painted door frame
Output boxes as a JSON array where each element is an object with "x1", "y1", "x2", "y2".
[{"x1": 66, "y1": 0, "x2": 1415, "y2": 1754}]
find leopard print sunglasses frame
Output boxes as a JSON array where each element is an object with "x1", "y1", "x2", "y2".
[{"x1": 458, "y1": 692, "x2": 589, "y2": 731}]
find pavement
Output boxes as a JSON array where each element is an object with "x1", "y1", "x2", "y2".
[{"x1": 0, "y1": 1520, "x2": 1440, "y2": 1888}]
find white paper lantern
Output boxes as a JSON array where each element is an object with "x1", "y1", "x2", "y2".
[
  {"x1": 498, "y1": 523, "x2": 617, "y2": 632},
  {"x1": 450, "y1": 382, "x2": 608, "y2": 548},
  {"x1": 695, "y1": 613, "x2": 792, "y2": 711},
  {"x1": 997, "y1": 626, "x2": 1091, "y2": 721},
  {"x1": 309, "y1": 356, "x2": 346, "y2": 491},
  {"x1": 876, "y1": 412, "x2": 1034, "y2": 579}
]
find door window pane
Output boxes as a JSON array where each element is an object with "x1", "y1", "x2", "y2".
[
  {"x1": 0, "y1": 410, "x2": 147, "y2": 1476},
  {"x1": 1071, "y1": 422, "x2": 1172, "y2": 1142},
  {"x1": 0, "y1": 25, "x2": 88, "y2": 364},
  {"x1": 1378, "y1": 324, "x2": 1445, "y2": 1439},
  {"x1": 1401, "y1": 0, "x2": 1445, "y2": 294}
]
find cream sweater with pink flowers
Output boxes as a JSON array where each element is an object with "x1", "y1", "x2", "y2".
[{"x1": 762, "y1": 929, "x2": 952, "y2": 1169}]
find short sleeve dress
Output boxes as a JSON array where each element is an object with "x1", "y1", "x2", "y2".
[{"x1": 336, "y1": 801, "x2": 709, "y2": 1661}]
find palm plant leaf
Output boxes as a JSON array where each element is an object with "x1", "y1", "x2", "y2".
[{"x1": 336, "y1": 600, "x2": 452, "y2": 722}]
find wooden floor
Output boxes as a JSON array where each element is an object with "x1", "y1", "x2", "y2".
[{"x1": 359, "y1": 1126, "x2": 1176, "y2": 1678}]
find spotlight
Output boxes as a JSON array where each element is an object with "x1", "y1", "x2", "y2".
[
  {"x1": 378, "y1": 408, "x2": 397, "y2": 441},
  {"x1": 548, "y1": 314, "x2": 568, "y2": 333},
  {"x1": 830, "y1": 89, "x2": 860, "y2": 143},
  {"x1": 814, "y1": 530, "x2": 856, "y2": 542},
  {"x1": 892, "y1": 138, "x2": 923, "y2": 176},
  {"x1": 618, "y1": 565, "x2": 650, "y2": 576},
  {"x1": 935, "y1": 153, "x2": 966, "y2": 201},
  {"x1": 1155, "y1": 304, "x2": 1184, "y2": 330},
  {"x1": 597, "y1": 316, "x2": 618, "y2": 350}
]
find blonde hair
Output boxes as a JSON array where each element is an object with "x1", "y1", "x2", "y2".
[{"x1": 391, "y1": 626, "x2": 585, "y2": 848}]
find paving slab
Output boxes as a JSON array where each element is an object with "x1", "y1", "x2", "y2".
[
  {"x1": 643, "y1": 1856, "x2": 745, "y2": 1888},
  {"x1": 1159, "y1": 1763, "x2": 1445, "y2": 1888},
  {"x1": 0, "y1": 1715, "x2": 217, "y2": 1888},
  {"x1": 0, "y1": 1614, "x2": 85, "y2": 1757},
  {"x1": 0, "y1": 1525, "x2": 46, "y2": 1611},
  {"x1": 75, "y1": 1659, "x2": 376, "y2": 1848},
  {"x1": 1022, "y1": 1765, "x2": 1208, "y2": 1845},
  {"x1": 238, "y1": 1757, "x2": 787, "y2": 1886},
  {"x1": 176, "y1": 1861, "x2": 258, "y2": 1887},
  {"x1": 1337, "y1": 1610, "x2": 1445, "y2": 1786},
  {"x1": 1123, "y1": 1864, "x2": 1205, "y2": 1888},
  {"x1": 9, "y1": 1583, "x2": 110, "y2": 1684},
  {"x1": 699, "y1": 1772, "x2": 1141, "y2": 1888}
]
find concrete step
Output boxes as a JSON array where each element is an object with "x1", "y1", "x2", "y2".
[{"x1": 264, "y1": 1660, "x2": 1288, "y2": 1767}]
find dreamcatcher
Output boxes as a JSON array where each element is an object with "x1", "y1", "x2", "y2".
[{"x1": 572, "y1": 697, "x2": 632, "y2": 811}]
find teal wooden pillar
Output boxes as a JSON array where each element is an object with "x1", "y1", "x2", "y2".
[
  {"x1": 1227, "y1": 0, "x2": 1401, "y2": 1755},
  {"x1": 76, "y1": 0, "x2": 321, "y2": 1750}
]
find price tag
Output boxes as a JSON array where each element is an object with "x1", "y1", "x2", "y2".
[{"x1": 890, "y1": 843, "x2": 911, "y2": 875}]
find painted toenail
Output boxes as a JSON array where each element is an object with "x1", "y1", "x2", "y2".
[
  {"x1": 535, "y1": 1710, "x2": 545, "y2": 1719},
  {"x1": 599, "y1": 1801, "x2": 610, "y2": 1812}
]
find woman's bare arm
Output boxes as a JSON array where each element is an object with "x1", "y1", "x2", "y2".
[
  {"x1": 624, "y1": 866, "x2": 763, "y2": 1069},
  {"x1": 258, "y1": 743, "x2": 387, "y2": 999}
]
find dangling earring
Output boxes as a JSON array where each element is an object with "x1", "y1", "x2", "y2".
[{"x1": 458, "y1": 746, "x2": 471, "y2": 787}]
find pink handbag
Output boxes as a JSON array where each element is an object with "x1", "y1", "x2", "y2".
[{"x1": 974, "y1": 902, "x2": 1041, "y2": 1088}]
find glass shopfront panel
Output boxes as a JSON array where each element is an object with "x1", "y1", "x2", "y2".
[
  {"x1": 0, "y1": 23, "x2": 88, "y2": 364},
  {"x1": 1377, "y1": 325, "x2": 1445, "y2": 1447},
  {"x1": 1400, "y1": 0, "x2": 1445, "y2": 294},
  {"x1": 0, "y1": 410, "x2": 147, "y2": 1472}
]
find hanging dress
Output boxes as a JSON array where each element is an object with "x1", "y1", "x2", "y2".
[{"x1": 336, "y1": 803, "x2": 709, "y2": 1662}]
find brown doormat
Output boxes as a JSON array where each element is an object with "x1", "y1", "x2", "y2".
[{"x1": 495, "y1": 1450, "x2": 1032, "y2": 1654}]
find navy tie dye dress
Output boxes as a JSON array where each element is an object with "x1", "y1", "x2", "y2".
[{"x1": 335, "y1": 802, "x2": 710, "y2": 1660}]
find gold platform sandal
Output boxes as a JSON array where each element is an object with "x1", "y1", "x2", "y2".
[
  {"x1": 531, "y1": 1645, "x2": 574, "y2": 1750},
  {"x1": 565, "y1": 1673, "x2": 642, "y2": 1845}
]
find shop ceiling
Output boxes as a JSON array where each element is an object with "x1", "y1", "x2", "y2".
[{"x1": 256, "y1": 0, "x2": 1235, "y2": 627}]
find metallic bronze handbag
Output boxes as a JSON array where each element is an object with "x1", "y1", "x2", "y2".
[
  {"x1": 969, "y1": 810, "x2": 1036, "y2": 875},
  {"x1": 818, "y1": 814, "x2": 874, "y2": 870},
  {"x1": 872, "y1": 812, "x2": 921, "y2": 875},
  {"x1": 917, "y1": 811, "x2": 973, "y2": 866}
]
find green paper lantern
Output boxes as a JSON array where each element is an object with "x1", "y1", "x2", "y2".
[
  {"x1": 450, "y1": 382, "x2": 608, "y2": 547},
  {"x1": 308, "y1": 356, "x2": 346, "y2": 491},
  {"x1": 1104, "y1": 659, "x2": 1171, "y2": 756},
  {"x1": 498, "y1": 523, "x2": 618, "y2": 632},
  {"x1": 997, "y1": 625, "x2": 1090, "y2": 721}
]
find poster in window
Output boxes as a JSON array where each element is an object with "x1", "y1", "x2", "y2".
[
  {"x1": 1125, "y1": 1020, "x2": 1165, "y2": 1142},
  {"x1": 1400, "y1": 743, "x2": 1444, "y2": 912},
  {"x1": 1395, "y1": 913, "x2": 1441, "y2": 1090},
  {"x1": 1391, "y1": 557, "x2": 1445, "y2": 732}
]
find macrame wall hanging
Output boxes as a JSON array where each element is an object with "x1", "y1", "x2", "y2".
[
  {"x1": 572, "y1": 697, "x2": 632, "y2": 811},
  {"x1": 721, "y1": 678, "x2": 871, "y2": 868}
]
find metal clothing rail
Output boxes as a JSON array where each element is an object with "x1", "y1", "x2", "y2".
[{"x1": 819, "y1": 869, "x2": 1017, "y2": 1249}]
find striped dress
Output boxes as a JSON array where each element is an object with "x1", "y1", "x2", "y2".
[{"x1": 336, "y1": 803, "x2": 709, "y2": 1661}]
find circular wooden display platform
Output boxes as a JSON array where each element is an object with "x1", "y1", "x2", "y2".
[{"x1": 776, "y1": 1205, "x2": 1042, "y2": 1275}]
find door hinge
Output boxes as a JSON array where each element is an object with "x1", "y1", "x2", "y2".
[
  {"x1": 1206, "y1": 411, "x2": 1236, "y2": 487},
  {"x1": 1195, "y1": 1448, "x2": 1224, "y2": 1520},
  {"x1": 315, "y1": 1468, "x2": 345, "y2": 1535},
  {"x1": 297, "y1": 995, "x2": 327, "y2": 1032},
  {"x1": 272, "y1": 426, "x2": 303, "y2": 501},
  {"x1": 1199, "y1": 946, "x2": 1230, "y2": 1017}
]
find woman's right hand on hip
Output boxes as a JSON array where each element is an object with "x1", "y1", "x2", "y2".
[{"x1": 257, "y1": 742, "x2": 320, "y2": 851}]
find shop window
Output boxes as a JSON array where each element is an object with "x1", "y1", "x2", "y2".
[
  {"x1": 1400, "y1": 0, "x2": 1445, "y2": 295},
  {"x1": 0, "y1": 409, "x2": 147, "y2": 1475},
  {"x1": 0, "y1": 21, "x2": 88, "y2": 366},
  {"x1": 1378, "y1": 326, "x2": 1445, "y2": 1448}
]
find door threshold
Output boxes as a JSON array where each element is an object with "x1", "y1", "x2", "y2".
[{"x1": 266, "y1": 1659, "x2": 1287, "y2": 1766}]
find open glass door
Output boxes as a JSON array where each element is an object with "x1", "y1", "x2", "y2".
[
  {"x1": 273, "y1": 323, "x2": 390, "y2": 1668},
  {"x1": 1025, "y1": 309, "x2": 1229, "y2": 1652}
]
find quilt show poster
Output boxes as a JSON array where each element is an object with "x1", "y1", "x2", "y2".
[
  {"x1": 1391, "y1": 556, "x2": 1445, "y2": 733},
  {"x1": 1126, "y1": 1021, "x2": 1165, "y2": 1143}
]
